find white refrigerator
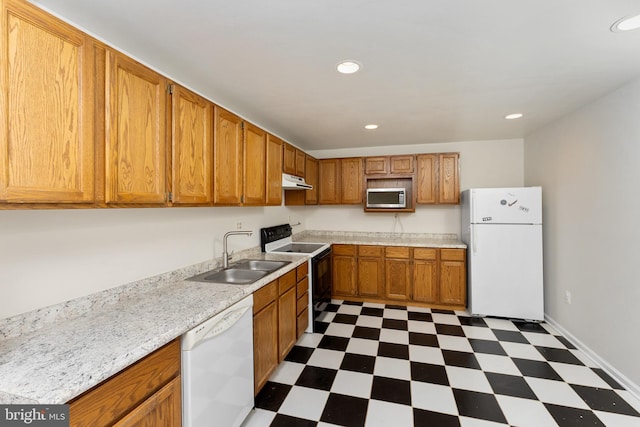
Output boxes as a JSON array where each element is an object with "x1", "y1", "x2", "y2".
[{"x1": 461, "y1": 187, "x2": 544, "y2": 321}]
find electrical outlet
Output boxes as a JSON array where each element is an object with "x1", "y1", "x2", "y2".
[
  {"x1": 236, "y1": 222, "x2": 242, "y2": 230},
  {"x1": 564, "y1": 290, "x2": 572, "y2": 304}
]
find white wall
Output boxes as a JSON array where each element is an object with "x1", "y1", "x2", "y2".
[
  {"x1": 524, "y1": 77, "x2": 640, "y2": 388},
  {"x1": 305, "y1": 139, "x2": 524, "y2": 234},
  {"x1": 0, "y1": 206, "x2": 295, "y2": 318}
]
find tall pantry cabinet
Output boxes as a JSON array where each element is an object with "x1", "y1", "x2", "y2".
[{"x1": 0, "y1": 0, "x2": 97, "y2": 203}]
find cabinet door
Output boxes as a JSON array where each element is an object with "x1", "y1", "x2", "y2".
[
  {"x1": 318, "y1": 159, "x2": 340, "y2": 204},
  {"x1": 0, "y1": 0, "x2": 96, "y2": 203},
  {"x1": 253, "y1": 301, "x2": 278, "y2": 395},
  {"x1": 385, "y1": 258, "x2": 411, "y2": 300},
  {"x1": 413, "y1": 248, "x2": 438, "y2": 303},
  {"x1": 112, "y1": 376, "x2": 181, "y2": 427},
  {"x1": 440, "y1": 249, "x2": 466, "y2": 306},
  {"x1": 390, "y1": 156, "x2": 414, "y2": 174},
  {"x1": 282, "y1": 142, "x2": 296, "y2": 175},
  {"x1": 214, "y1": 108, "x2": 243, "y2": 204},
  {"x1": 416, "y1": 154, "x2": 437, "y2": 204},
  {"x1": 243, "y1": 123, "x2": 267, "y2": 205},
  {"x1": 170, "y1": 85, "x2": 213, "y2": 204},
  {"x1": 332, "y1": 246, "x2": 357, "y2": 297},
  {"x1": 295, "y1": 149, "x2": 305, "y2": 177},
  {"x1": 105, "y1": 50, "x2": 167, "y2": 204},
  {"x1": 364, "y1": 157, "x2": 389, "y2": 175},
  {"x1": 266, "y1": 134, "x2": 283, "y2": 205},
  {"x1": 305, "y1": 156, "x2": 318, "y2": 205},
  {"x1": 439, "y1": 153, "x2": 460, "y2": 204},
  {"x1": 278, "y1": 286, "x2": 297, "y2": 361},
  {"x1": 358, "y1": 257, "x2": 384, "y2": 298},
  {"x1": 340, "y1": 157, "x2": 363, "y2": 204}
]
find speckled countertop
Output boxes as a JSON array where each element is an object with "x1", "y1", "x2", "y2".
[
  {"x1": 0, "y1": 250, "x2": 307, "y2": 404},
  {"x1": 0, "y1": 230, "x2": 464, "y2": 405},
  {"x1": 294, "y1": 230, "x2": 466, "y2": 249}
]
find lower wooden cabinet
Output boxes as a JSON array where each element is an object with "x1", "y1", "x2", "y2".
[
  {"x1": 68, "y1": 339, "x2": 181, "y2": 426},
  {"x1": 332, "y1": 244, "x2": 467, "y2": 309},
  {"x1": 296, "y1": 262, "x2": 310, "y2": 338},
  {"x1": 278, "y1": 270, "x2": 297, "y2": 361}
]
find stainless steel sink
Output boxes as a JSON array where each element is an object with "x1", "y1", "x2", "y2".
[
  {"x1": 231, "y1": 259, "x2": 290, "y2": 271},
  {"x1": 186, "y1": 259, "x2": 290, "y2": 284}
]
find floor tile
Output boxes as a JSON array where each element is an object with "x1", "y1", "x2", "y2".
[
  {"x1": 383, "y1": 308, "x2": 408, "y2": 320},
  {"x1": 461, "y1": 325, "x2": 496, "y2": 340},
  {"x1": 409, "y1": 332, "x2": 439, "y2": 347},
  {"x1": 323, "y1": 322, "x2": 355, "y2": 338},
  {"x1": 269, "y1": 361, "x2": 306, "y2": 385},
  {"x1": 442, "y1": 349, "x2": 481, "y2": 370},
  {"x1": 521, "y1": 331, "x2": 566, "y2": 349},
  {"x1": 343, "y1": 300, "x2": 363, "y2": 306},
  {"x1": 544, "y1": 402, "x2": 605, "y2": 426},
  {"x1": 436, "y1": 323, "x2": 465, "y2": 336},
  {"x1": 410, "y1": 361, "x2": 449, "y2": 385},
  {"x1": 413, "y1": 408, "x2": 461, "y2": 426},
  {"x1": 571, "y1": 384, "x2": 640, "y2": 416},
  {"x1": 468, "y1": 339, "x2": 506, "y2": 356},
  {"x1": 284, "y1": 345, "x2": 315, "y2": 364},
  {"x1": 332, "y1": 313, "x2": 358, "y2": 325},
  {"x1": 407, "y1": 305, "x2": 431, "y2": 313},
  {"x1": 364, "y1": 400, "x2": 413, "y2": 427},
  {"x1": 453, "y1": 388, "x2": 507, "y2": 424},
  {"x1": 407, "y1": 311, "x2": 432, "y2": 322},
  {"x1": 362, "y1": 301, "x2": 386, "y2": 309},
  {"x1": 438, "y1": 335, "x2": 474, "y2": 352},
  {"x1": 318, "y1": 335, "x2": 350, "y2": 352},
  {"x1": 458, "y1": 316, "x2": 488, "y2": 327},
  {"x1": 446, "y1": 366, "x2": 493, "y2": 393},
  {"x1": 475, "y1": 353, "x2": 521, "y2": 376},
  {"x1": 355, "y1": 315, "x2": 383, "y2": 329},
  {"x1": 316, "y1": 311, "x2": 336, "y2": 323},
  {"x1": 407, "y1": 319, "x2": 437, "y2": 334},
  {"x1": 337, "y1": 304, "x2": 362, "y2": 315},
  {"x1": 524, "y1": 377, "x2": 590, "y2": 409},
  {"x1": 306, "y1": 348, "x2": 345, "y2": 370},
  {"x1": 483, "y1": 318, "x2": 520, "y2": 331},
  {"x1": 458, "y1": 416, "x2": 508, "y2": 426},
  {"x1": 378, "y1": 328, "x2": 409, "y2": 345},
  {"x1": 548, "y1": 362, "x2": 611, "y2": 388},
  {"x1": 360, "y1": 307, "x2": 384, "y2": 317},
  {"x1": 377, "y1": 342, "x2": 410, "y2": 360},
  {"x1": 491, "y1": 329, "x2": 529, "y2": 344},
  {"x1": 556, "y1": 335, "x2": 577, "y2": 350},
  {"x1": 330, "y1": 369, "x2": 373, "y2": 399},
  {"x1": 592, "y1": 368, "x2": 624, "y2": 390},
  {"x1": 495, "y1": 395, "x2": 558, "y2": 427},
  {"x1": 320, "y1": 393, "x2": 369, "y2": 427},
  {"x1": 515, "y1": 322, "x2": 549, "y2": 334},
  {"x1": 385, "y1": 304, "x2": 407, "y2": 310},
  {"x1": 352, "y1": 326, "x2": 381, "y2": 341},
  {"x1": 381, "y1": 318, "x2": 408, "y2": 330},
  {"x1": 432, "y1": 312, "x2": 461, "y2": 325},
  {"x1": 295, "y1": 365, "x2": 338, "y2": 391},
  {"x1": 513, "y1": 358, "x2": 563, "y2": 381},
  {"x1": 409, "y1": 344, "x2": 445, "y2": 365},
  {"x1": 535, "y1": 346, "x2": 583, "y2": 365},
  {"x1": 340, "y1": 353, "x2": 376, "y2": 374},
  {"x1": 295, "y1": 333, "x2": 324, "y2": 348},
  {"x1": 255, "y1": 381, "x2": 292, "y2": 411},
  {"x1": 411, "y1": 381, "x2": 458, "y2": 415},
  {"x1": 501, "y1": 341, "x2": 545, "y2": 361},
  {"x1": 242, "y1": 408, "x2": 276, "y2": 427},
  {"x1": 370, "y1": 376, "x2": 412, "y2": 405},
  {"x1": 373, "y1": 356, "x2": 412, "y2": 381},
  {"x1": 277, "y1": 385, "x2": 330, "y2": 422},
  {"x1": 594, "y1": 410, "x2": 640, "y2": 427},
  {"x1": 345, "y1": 337, "x2": 379, "y2": 356},
  {"x1": 485, "y1": 372, "x2": 537, "y2": 400},
  {"x1": 270, "y1": 413, "x2": 317, "y2": 427}
]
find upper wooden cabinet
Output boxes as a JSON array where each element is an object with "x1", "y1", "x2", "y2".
[
  {"x1": 243, "y1": 123, "x2": 267, "y2": 205},
  {"x1": 170, "y1": 84, "x2": 213, "y2": 205},
  {"x1": 214, "y1": 108, "x2": 243, "y2": 205},
  {"x1": 105, "y1": 50, "x2": 168, "y2": 204},
  {"x1": 266, "y1": 134, "x2": 283, "y2": 205},
  {"x1": 0, "y1": 0, "x2": 96, "y2": 203},
  {"x1": 283, "y1": 143, "x2": 296, "y2": 175},
  {"x1": 295, "y1": 149, "x2": 305, "y2": 177},
  {"x1": 305, "y1": 156, "x2": 318, "y2": 205},
  {"x1": 364, "y1": 155, "x2": 414, "y2": 176},
  {"x1": 318, "y1": 158, "x2": 363, "y2": 205},
  {"x1": 416, "y1": 153, "x2": 460, "y2": 205}
]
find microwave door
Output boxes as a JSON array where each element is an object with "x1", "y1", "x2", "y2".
[{"x1": 367, "y1": 188, "x2": 406, "y2": 208}]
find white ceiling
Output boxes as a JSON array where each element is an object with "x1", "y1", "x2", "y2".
[{"x1": 31, "y1": 0, "x2": 640, "y2": 151}]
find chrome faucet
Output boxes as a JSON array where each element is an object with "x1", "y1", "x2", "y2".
[{"x1": 222, "y1": 230, "x2": 253, "y2": 268}]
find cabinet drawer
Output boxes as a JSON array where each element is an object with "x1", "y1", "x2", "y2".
[
  {"x1": 69, "y1": 339, "x2": 180, "y2": 426},
  {"x1": 414, "y1": 248, "x2": 437, "y2": 260},
  {"x1": 297, "y1": 307, "x2": 309, "y2": 337},
  {"x1": 297, "y1": 276, "x2": 309, "y2": 297},
  {"x1": 385, "y1": 246, "x2": 411, "y2": 259},
  {"x1": 296, "y1": 262, "x2": 309, "y2": 282},
  {"x1": 254, "y1": 280, "x2": 277, "y2": 313},
  {"x1": 278, "y1": 269, "x2": 297, "y2": 295},
  {"x1": 333, "y1": 244, "x2": 356, "y2": 256},
  {"x1": 441, "y1": 249, "x2": 466, "y2": 261},
  {"x1": 358, "y1": 245, "x2": 383, "y2": 257},
  {"x1": 297, "y1": 292, "x2": 309, "y2": 315}
]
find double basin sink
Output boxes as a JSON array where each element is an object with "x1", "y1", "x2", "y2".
[{"x1": 186, "y1": 259, "x2": 291, "y2": 285}]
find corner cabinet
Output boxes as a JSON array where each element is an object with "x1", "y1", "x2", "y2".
[
  {"x1": 170, "y1": 84, "x2": 213, "y2": 205},
  {"x1": 105, "y1": 50, "x2": 168, "y2": 204},
  {"x1": 0, "y1": 0, "x2": 97, "y2": 203},
  {"x1": 213, "y1": 107, "x2": 243, "y2": 205}
]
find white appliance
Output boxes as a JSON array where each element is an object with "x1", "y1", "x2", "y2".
[
  {"x1": 282, "y1": 173, "x2": 313, "y2": 189},
  {"x1": 181, "y1": 295, "x2": 254, "y2": 427},
  {"x1": 461, "y1": 187, "x2": 544, "y2": 321}
]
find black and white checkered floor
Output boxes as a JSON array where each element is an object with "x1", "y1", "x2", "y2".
[{"x1": 243, "y1": 300, "x2": 640, "y2": 426}]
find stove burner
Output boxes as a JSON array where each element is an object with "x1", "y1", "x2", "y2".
[{"x1": 271, "y1": 243, "x2": 326, "y2": 254}]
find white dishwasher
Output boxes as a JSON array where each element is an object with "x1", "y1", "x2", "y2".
[{"x1": 181, "y1": 295, "x2": 254, "y2": 427}]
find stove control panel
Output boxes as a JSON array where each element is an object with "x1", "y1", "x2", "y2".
[{"x1": 260, "y1": 224, "x2": 293, "y2": 251}]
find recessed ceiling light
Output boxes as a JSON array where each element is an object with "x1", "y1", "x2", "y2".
[
  {"x1": 364, "y1": 124, "x2": 378, "y2": 130},
  {"x1": 505, "y1": 113, "x2": 523, "y2": 120},
  {"x1": 611, "y1": 14, "x2": 640, "y2": 32},
  {"x1": 337, "y1": 60, "x2": 361, "y2": 74}
]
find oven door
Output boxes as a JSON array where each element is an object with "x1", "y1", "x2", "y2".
[{"x1": 312, "y1": 247, "x2": 332, "y2": 332}]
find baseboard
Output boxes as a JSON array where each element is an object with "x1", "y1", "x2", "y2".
[{"x1": 545, "y1": 314, "x2": 640, "y2": 401}]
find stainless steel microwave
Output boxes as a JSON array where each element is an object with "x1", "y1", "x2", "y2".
[{"x1": 366, "y1": 188, "x2": 406, "y2": 208}]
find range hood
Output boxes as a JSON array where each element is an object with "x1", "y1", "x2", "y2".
[{"x1": 282, "y1": 173, "x2": 312, "y2": 190}]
